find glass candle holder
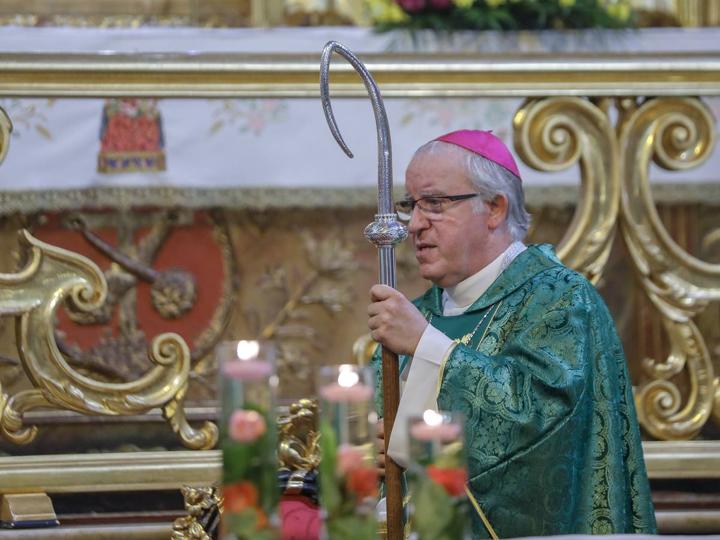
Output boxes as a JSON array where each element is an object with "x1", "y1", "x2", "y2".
[
  {"x1": 218, "y1": 340, "x2": 279, "y2": 540},
  {"x1": 406, "y1": 410, "x2": 472, "y2": 540},
  {"x1": 317, "y1": 364, "x2": 378, "y2": 540}
]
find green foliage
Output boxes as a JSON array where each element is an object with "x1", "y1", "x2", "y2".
[
  {"x1": 224, "y1": 509, "x2": 277, "y2": 540},
  {"x1": 327, "y1": 516, "x2": 379, "y2": 540},
  {"x1": 412, "y1": 476, "x2": 469, "y2": 540},
  {"x1": 318, "y1": 419, "x2": 342, "y2": 515},
  {"x1": 221, "y1": 404, "x2": 278, "y2": 515},
  {"x1": 375, "y1": 0, "x2": 635, "y2": 32},
  {"x1": 318, "y1": 419, "x2": 378, "y2": 540}
]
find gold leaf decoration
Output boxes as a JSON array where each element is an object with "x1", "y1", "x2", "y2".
[
  {"x1": 0, "y1": 230, "x2": 217, "y2": 448},
  {"x1": 619, "y1": 97, "x2": 720, "y2": 440},
  {"x1": 514, "y1": 97, "x2": 619, "y2": 283}
]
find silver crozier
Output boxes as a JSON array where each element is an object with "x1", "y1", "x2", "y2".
[{"x1": 320, "y1": 40, "x2": 408, "y2": 540}]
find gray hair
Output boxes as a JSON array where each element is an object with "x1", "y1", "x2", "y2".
[{"x1": 414, "y1": 140, "x2": 531, "y2": 241}]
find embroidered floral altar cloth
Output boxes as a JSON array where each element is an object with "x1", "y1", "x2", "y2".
[{"x1": 0, "y1": 26, "x2": 719, "y2": 213}]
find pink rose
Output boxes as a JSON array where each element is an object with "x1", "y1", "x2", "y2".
[
  {"x1": 336, "y1": 444, "x2": 366, "y2": 475},
  {"x1": 228, "y1": 409, "x2": 267, "y2": 442}
]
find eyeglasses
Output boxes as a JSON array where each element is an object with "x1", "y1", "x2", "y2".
[{"x1": 395, "y1": 193, "x2": 480, "y2": 222}]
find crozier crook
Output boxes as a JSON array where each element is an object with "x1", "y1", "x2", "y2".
[{"x1": 320, "y1": 40, "x2": 407, "y2": 540}]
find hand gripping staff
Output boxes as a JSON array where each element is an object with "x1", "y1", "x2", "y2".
[{"x1": 320, "y1": 41, "x2": 408, "y2": 540}]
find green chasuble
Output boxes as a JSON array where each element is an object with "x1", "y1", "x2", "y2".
[{"x1": 373, "y1": 244, "x2": 656, "y2": 538}]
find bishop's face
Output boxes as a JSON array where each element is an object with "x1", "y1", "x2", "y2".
[{"x1": 404, "y1": 148, "x2": 493, "y2": 289}]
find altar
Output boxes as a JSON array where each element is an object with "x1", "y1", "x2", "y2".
[
  {"x1": 1, "y1": 26, "x2": 719, "y2": 212},
  {"x1": 0, "y1": 15, "x2": 719, "y2": 540}
]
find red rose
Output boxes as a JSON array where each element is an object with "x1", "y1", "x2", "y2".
[
  {"x1": 346, "y1": 466, "x2": 379, "y2": 499},
  {"x1": 223, "y1": 481, "x2": 259, "y2": 513},
  {"x1": 222, "y1": 482, "x2": 268, "y2": 529},
  {"x1": 427, "y1": 465, "x2": 467, "y2": 497}
]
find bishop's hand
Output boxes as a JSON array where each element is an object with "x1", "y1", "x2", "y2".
[{"x1": 368, "y1": 284, "x2": 428, "y2": 357}]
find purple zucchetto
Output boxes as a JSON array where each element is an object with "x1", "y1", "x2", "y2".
[{"x1": 434, "y1": 129, "x2": 521, "y2": 180}]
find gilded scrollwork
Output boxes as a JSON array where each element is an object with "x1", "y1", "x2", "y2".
[
  {"x1": 163, "y1": 382, "x2": 219, "y2": 451},
  {"x1": 618, "y1": 97, "x2": 720, "y2": 440},
  {"x1": 41, "y1": 209, "x2": 236, "y2": 397},
  {"x1": 513, "y1": 97, "x2": 619, "y2": 283},
  {"x1": 0, "y1": 106, "x2": 11, "y2": 167},
  {"x1": 0, "y1": 229, "x2": 217, "y2": 448}
]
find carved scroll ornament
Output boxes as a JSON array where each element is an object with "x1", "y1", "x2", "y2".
[
  {"x1": 513, "y1": 97, "x2": 620, "y2": 284},
  {"x1": 619, "y1": 97, "x2": 720, "y2": 440},
  {"x1": 513, "y1": 95, "x2": 720, "y2": 440},
  {"x1": 0, "y1": 230, "x2": 217, "y2": 449}
]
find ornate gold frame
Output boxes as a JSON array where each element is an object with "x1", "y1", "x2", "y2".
[
  {"x1": 0, "y1": 52, "x2": 719, "y2": 97},
  {"x1": 0, "y1": 230, "x2": 217, "y2": 450}
]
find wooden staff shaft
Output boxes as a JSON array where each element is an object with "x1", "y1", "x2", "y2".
[{"x1": 382, "y1": 346, "x2": 403, "y2": 540}]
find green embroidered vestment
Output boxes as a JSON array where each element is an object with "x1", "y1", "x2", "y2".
[{"x1": 373, "y1": 244, "x2": 656, "y2": 538}]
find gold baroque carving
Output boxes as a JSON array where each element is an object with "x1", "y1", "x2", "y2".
[
  {"x1": 248, "y1": 231, "x2": 357, "y2": 388},
  {"x1": 188, "y1": 211, "x2": 238, "y2": 395},
  {"x1": 513, "y1": 97, "x2": 620, "y2": 283},
  {"x1": 47, "y1": 210, "x2": 235, "y2": 397},
  {"x1": 171, "y1": 485, "x2": 222, "y2": 540},
  {"x1": 0, "y1": 106, "x2": 11, "y2": 167},
  {"x1": 619, "y1": 97, "x2": 720, "y2": 440},
  {"x1": 0, "y1": 229, "x2": 217, "y2": 448},
  {"x1": 278, "y1": 398, "x2": 320, "y2": 471}
]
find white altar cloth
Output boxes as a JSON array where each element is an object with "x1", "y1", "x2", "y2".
[{"x1": 0, "y1": 27, "x2": 718, "y2": 212}]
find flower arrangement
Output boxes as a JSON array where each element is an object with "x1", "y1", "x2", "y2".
[
  {"x1": 317, "y1": 365, "x2": 379, "y2": 540},
  {"x1": 406, "y1": 410, "x2": 471, "y2": 539},
  {"x1": 369, "y1": 0, "x2": 635, "y2": 32},
  {"x1": 319, "y1": 430, "x2": 379, "y2": 539},
  {"x1": 219, "y1": 340, "x2": 280, "y2": 540}
]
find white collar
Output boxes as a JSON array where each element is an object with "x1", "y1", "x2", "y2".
[{"x1": 442, "y1": 241, "x2": 526, "y2": 315}]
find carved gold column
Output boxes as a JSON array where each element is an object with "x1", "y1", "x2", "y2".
[
  {"x1": 674, "y1": 0, "x2": 720, "y2": 26},
  {"x1": 251, "y1": 0, "x2": 284, "y2": 25},
  {"x1": 0, "y1": 107, "x2": 10, "y2": 166},
  {"x1": 618, "y1": 97, "x2": 720, "y2": 440}
]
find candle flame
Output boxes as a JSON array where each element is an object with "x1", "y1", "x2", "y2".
[
  {"x1": 236, "y1": 340, "x2": 260, "y2": 361},
  {"x1": 423, "y1": 409, "x2": 443, "y2": 427},
  {"x1": 337, "y1": 364, "x2": 360, "y2": 388}
]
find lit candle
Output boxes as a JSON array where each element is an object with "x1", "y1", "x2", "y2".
[
  {"x1": 319, "y1": 383, "x2": 373, "y2": 402},
  {"x1": 409, "y1": 410, "x2": 462, "y2": 442},
  {"x1": 318, "y1": 365, "x2": 373, "y2": 403},
  {"x1": 221, "y1": 340, "x2": 273, "y2": 381}
]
